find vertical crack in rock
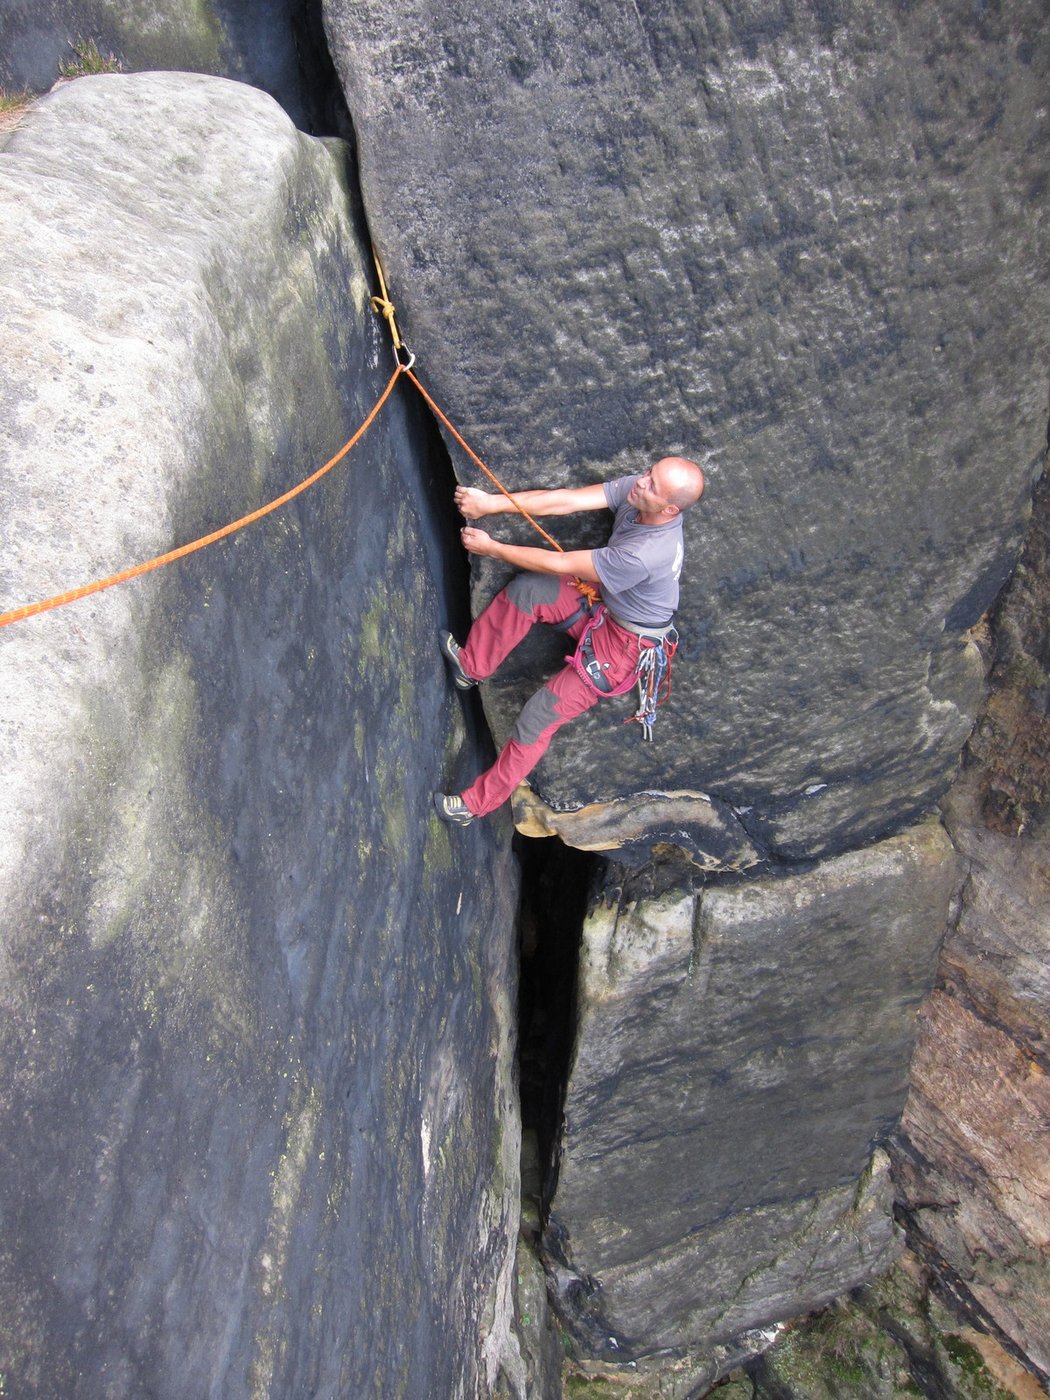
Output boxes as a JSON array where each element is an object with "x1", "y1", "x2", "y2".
[
  {"x1": 516, "y1": 837, "x2": 598, "y2": 1221},
  {"x1": 289, "y1": 0, "x2": 358, "y2": 140}
]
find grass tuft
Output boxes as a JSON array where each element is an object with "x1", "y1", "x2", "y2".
[
  {"x1": 0, "y1": 87, "x2": 32, "y2": 134},
  {"x1": 57, "y1": 38, "x2": 123, "y2": 80}
]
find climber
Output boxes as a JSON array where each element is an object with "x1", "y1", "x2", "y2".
[{"x1": 433, "y1": 457, "x2": 705, "y2": 826}]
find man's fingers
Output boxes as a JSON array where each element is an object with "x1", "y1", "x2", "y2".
[
  {"x1": 461, "y1": 525, "x2": 491, "y2": 555},
  {"x1": 455, "y1": 486, "x2": 488, "y2": 520}
]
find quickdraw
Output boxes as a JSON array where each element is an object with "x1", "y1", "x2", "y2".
[
  {"x1": 571, "y1": 611, "x2": 680, "y2": 744},
  {"x1": 628, "y1": 628, "x2": 678, "y2": 741}
]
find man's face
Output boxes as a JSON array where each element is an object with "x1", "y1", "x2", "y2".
[{"x1": 628, "y1": 466, "x2": 675, "y2": 514}]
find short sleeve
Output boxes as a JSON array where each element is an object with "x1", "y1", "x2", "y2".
[
  {"x1": 602, "y1": 475, "x2": 637, "y2": 512},
  {"x1": 592, "y1": 544, "x2": 649, "y2": 595}
]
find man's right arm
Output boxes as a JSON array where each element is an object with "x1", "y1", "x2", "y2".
[{"x1": 455, "y1": 483, "x2": 608, "y2": 519}]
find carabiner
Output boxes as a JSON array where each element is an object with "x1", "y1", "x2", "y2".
[{"x1": 371, "y1": 245, "x2": 416, "y2": 370}]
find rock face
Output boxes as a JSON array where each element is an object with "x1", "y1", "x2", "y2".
[
  {"x1": 893, "y1": 473, "x2": 1050, "y2": 1387},
  {"x1": 323, "y1": 0, "x2": 1049, "y2": 864},
  {"x1": 0, "y1": 74, "x2": 521, "y2": 1399},
  {"x1": 751, "y1": 1250, "x2": 1048, "y2": 1400},
  {"x1": 0, "y1": 0, "x2": 330, "y2": 132},
  {"x1": 544, "y1": 822, "x2": 959, "y2": 1361},
  {"x1": 1, "y1": 17, "x2": 1045, "y2": 1400}
]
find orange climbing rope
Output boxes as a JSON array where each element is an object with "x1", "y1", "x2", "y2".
[
  {"x1": 405, "y1": 364, "x2": 600, "y2": 605},
  {"x1": 405, "y1": 368, "x2": 576, "y2": 554},
  {"x1": 370, "y1": 247, "x2": 599, "y2": 603},
  {"x1": 0, "y1": 254, "x2": 595, "y2": 630},
  {"x1": 0, "y1": 367, "x2": 402, "y2": 630}
]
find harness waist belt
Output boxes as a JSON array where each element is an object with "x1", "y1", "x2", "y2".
[{"x1": 608, "y1": 611, "x2": 674, "y2": 640}]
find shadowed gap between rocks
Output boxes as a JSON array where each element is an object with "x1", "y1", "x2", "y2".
[
  {"x1": 297, "y1": 21, "x2": 609, "y2": 1243},
  {"x1": 517, "y1": 836, "x2": 598, "y2": 1222},
  {"x1": 514, "y1": 838, "x2": 839, "y2": 1242},
  {"x1": 288, "y1": 1, "x2": 579, "y2": 1242},
  {"x1": 287, "y1": 0, "x2": 358, "y2": 140}
]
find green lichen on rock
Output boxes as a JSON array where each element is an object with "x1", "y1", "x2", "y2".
[
  {"x1": 753, "y1": 1254, "x2": 1040, "y2": 1400},
  {"x1": 94, "y1": 0, "x2": 224, "y2": 73}
]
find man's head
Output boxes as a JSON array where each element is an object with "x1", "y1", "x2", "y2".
[{"x1": 628, "y1": 456, "x2": 705, "y2": 521}]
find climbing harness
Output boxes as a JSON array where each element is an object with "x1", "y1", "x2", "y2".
[
  {"x1": 571, "y1": 607, "x2": 639, "y2": 698},
  {"x1": 550, "y1": 593, "x2": 595, "y2": 635},
  {"x1": 570, "y1": 608, "x2": 679, "y2": 744}
]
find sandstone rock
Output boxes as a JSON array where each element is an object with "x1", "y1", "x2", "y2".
[
  {"x1": 752, "y1": 1251, "x2": 1046, "y2": 1400},
  {"x1": 544, "y1": 821, "x2": 959, "y2": 1356},
  {"x1": 897, "y1": 990, "x2": 1050, "y2": 1379},
  {"x1": 323, "y1": 0, "x2": 1049, "y2": 860},
  {"x1": 893, "y1": 472, "x2": 1050, "y2": 1387},
  {"x1": 895, "y1": 783, "x2": 1050, "y2": 1381},
  {"x1": 0, "y1": 0, "x2": 325, "y2": 131},
  {"x1": 0, "y1": 73, "x2": 520, "y2": 1399},
  {"x1": 940, "y1": 784, "x2": 1050, "y2": 1059},
  {"x1": 512, "y1": 782, "x2": 761, "y2": 871}
]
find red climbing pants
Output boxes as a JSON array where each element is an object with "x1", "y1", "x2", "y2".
[{"x1": 458, "y1": 574, "x2": 642, "y2": 817}]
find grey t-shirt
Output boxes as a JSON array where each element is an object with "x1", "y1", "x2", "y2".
[{"x1": 592, "y1": 475, "x2": 685, "y2": 627}]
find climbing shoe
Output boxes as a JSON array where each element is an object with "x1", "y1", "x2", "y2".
[
  {"x1": 433, "y1": 792, "x2": 475, "y2": 827},
  {"x1": 439, "y1": 631, "x2": 477, "y2": 690}
]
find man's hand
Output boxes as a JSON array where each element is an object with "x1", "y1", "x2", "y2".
[
  {"x1": 461, "y1": 526, "x2": 498, "y2": 556},
  {"x1": 459, "y1": 526, "x2": 599, "y2": 582},
  {"x1": 455, "y1": 486, "x2": 497, "y2": 520},
  {"x1": 455, "y1": 481, "x2": 609, "y2": 519}
]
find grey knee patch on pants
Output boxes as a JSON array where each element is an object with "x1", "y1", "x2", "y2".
[
  {"x1": 506, "y1": 570, "x2": 562, "y2": 615},
  {"x1": 511, "y1": 686, "x2": 562, "y2": 748}
]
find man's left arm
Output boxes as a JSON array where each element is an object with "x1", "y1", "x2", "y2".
[{"x1": 460, "y1": 528, "x2": 600, "y2": 583}]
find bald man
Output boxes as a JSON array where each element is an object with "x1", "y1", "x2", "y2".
[{"x1": 434, "y1": 457, "x2": 705, "y2": 826}]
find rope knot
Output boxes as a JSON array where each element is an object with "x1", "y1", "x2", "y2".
[{"x1": 369, "y1": 292, "x2": 398, "y2": 331}]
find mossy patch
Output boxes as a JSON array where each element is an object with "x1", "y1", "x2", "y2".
[
  {"x1": 565, "y1": 1378, "x2": 617, "y2": 1397},
  {"x1": 0, "y1": 87, "x2": 32, "y2": 134},
  {"x1": 758, "y1": 1301, "x2": 906, "y2": 1398},
  {"x1": 754, "y1": 1253, "x2": 1042, "y2": 1400},
  {"x1": 938, "y1": 1333, "x2": 1017, "y2": 1400},
  {"x1": 58, "y1": 38, "x2": 123, "y2": 79},
  {"x1": 563, "y1": 1367, "x2": 712, "y2": 1398}
]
